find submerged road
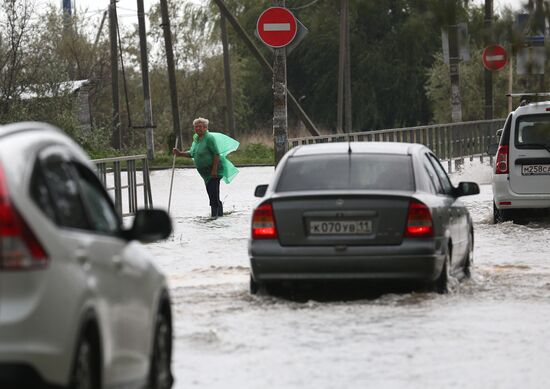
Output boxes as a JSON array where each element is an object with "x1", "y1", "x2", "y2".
[{"x1": 144, "y1": 162, "x2": 550, "y2": 389}]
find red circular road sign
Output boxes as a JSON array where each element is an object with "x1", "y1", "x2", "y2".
[
  {"x1": 257, "y1": 7, "x2": 297, "y2": 48},
  {"x1": 482, "y1": 44, "x2": 508, "y2": 71}
]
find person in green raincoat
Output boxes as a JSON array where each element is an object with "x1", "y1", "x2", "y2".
[{"x1": 172, "y1": 117, "x2": 239, "y2": 217}]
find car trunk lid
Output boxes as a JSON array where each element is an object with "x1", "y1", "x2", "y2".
[{"x1": 272, "y1": 192, "x2": 411, "y2": 246}]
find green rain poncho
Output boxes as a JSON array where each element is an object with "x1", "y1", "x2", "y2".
[{"x1": 188, "y1": 131, "x2": 239, "y2": 184}]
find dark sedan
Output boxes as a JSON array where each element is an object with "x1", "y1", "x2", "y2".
[{"x1": 248, "y1": 142, "x2": 479, "y2": 294}]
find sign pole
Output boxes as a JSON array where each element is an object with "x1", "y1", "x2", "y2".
[
  {"x1": 484, "y1": 0, "x2": 493, "y2": 120},
  {"x1": 256, "y1": 2, "x2": 304, "y2": 165},
  {"x1": 273, "y1": 2, "x2": 288, "y2": 167},
  {"x1": 508, "y1": 54, "x2": 513, "y2": 112}
]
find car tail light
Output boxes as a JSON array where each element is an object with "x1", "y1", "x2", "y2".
[
  {"x1": 495, "y1": 145, "x2": 509, "y2": 174},
  {"x1": 0, "y1": 163, "x2": 48, "y2": 270},
  {"x1": 405, "y1": 200, "x2": 433, "y2": 238},
  {"x1": 252, "y1": 203, "x2": 278, "y2": 239}
]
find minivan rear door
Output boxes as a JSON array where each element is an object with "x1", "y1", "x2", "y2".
[{"x1": 509, "y1": 114, "x2": 550, "y2": 194}]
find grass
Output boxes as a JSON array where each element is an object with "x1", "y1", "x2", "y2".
[{"x1": 88, "y1": 131, "x2": 277, "y2": 169}]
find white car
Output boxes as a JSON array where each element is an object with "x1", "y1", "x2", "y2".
[
  {"x1": 0, "y1": 122, "x2": 173, "y2": 389},
  {"x1": 492, "y1": 100, "x2": 550, "y2": 223}
]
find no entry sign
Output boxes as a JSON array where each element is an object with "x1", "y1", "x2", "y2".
[
  {"x1": 257, "y1": 7, "x2": 297, "y2": 48},
  {"x1": 482, "y1": 44, "x2": 508, "y2": 71}
]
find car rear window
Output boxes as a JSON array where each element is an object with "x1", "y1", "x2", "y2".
[
  {"x1": 276, "y1": 153, "x2": 414, "y2": 192},
  {"x1": 515, "y1": 114, "x2": 550, "y2": 148}
]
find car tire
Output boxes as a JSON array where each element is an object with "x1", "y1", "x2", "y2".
[
  {"x1": 493, "y1": 202, "x2": 512, "y2": 223},
  {"x1": 70, "y1": 336, "x2": 98, "y2": 389},
  {"x1": 435, "y1": 251, "x2": 451, "y2": 294},
  {"x1": 463, "y1": 231, "x2": 473, "y2": 279},
  {"x1": 148, "y1": 313, "x2": 173, "y2": 389}
]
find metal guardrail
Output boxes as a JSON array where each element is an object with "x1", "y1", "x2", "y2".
[
  {"x1": 92, "y1": 155, "x2": 153, "y2": 217},
  {"x1": 288, "y1": 119, "x2": 505, "y2": 171}
]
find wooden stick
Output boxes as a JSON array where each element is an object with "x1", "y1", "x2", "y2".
[{"x1": 167, "y1": 137, "x2": 179, "y2": 214}]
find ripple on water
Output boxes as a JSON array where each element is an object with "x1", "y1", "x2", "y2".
[{"x1": 185, "y1": 329, "x2": 221, "y2": 346}]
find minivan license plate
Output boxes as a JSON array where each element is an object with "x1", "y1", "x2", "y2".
[
  {"x1": 521, "y1": 164, "x2": 550, "y2": 175},
  {"x1": 309, "y1": 220, "x2": 372, "y2": 235}
]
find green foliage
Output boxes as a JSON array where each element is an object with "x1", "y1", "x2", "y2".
[
  {"x1": 425, "y1": 5, "x2": 522, "y2": 122},
  {"x1": 3, "y1": 0, "x2": 546, "y2": 164},
  {"x1": 148, "y1": 141, "x2": 274, "y2": 169},
  {"x1": 230, "y1": 142, "x2": 274, "y2": 164},
  {"x1": 224, "y1": 0, "x2": 447, "y2": 131}
]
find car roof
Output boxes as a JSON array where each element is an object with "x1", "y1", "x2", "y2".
[
  {"x1": 513, "y1": 101, "x2": 550, "y2": 116},
  {"x1": 0, "y1": 121, "x2": 63, "y2": 139},
  {"x1": 290, "y1": 142, "x2": 425, "y2": 157},
  {"x1": 0, "y1": 121, "x2": 92, "y2": 167}
]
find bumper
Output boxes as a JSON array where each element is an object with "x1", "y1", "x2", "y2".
[
  {"x1": 249, "y1": 239, "x2": 446, "y2": 282},
  {"x1": 492, "y1": 177, "x2": 550, "y2": 209}
]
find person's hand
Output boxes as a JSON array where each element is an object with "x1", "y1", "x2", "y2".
[{"x1": 172, "y1": 148, "x2": 179, "y2": 156}]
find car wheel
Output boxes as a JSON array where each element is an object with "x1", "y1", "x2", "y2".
[
  {"x1": 71, "y1": 336, "x2": 97, "y2": 389},
  {"x1": 435, "y1": 251, "x2": 451, "y2": 294},
  {"x1": 493, "y1": 202, "x2": 512, "y2": 223},
  {"x1": 148, "y1": 314, "x2": 173, "y2": 389},
  {"x1": 463, "y1": 231, "x2": 473, "y2": 279}
]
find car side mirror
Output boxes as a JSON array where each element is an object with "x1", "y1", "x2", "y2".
[
  {"x1": 254, "y1": 184, "x2": 268, "y2": 197},
  {"x1": 455, "y1": 182, "x2": 480, "y2": 197},
  {"x1": 127, "y1": 209, "x2": 172, "y2": 242}
]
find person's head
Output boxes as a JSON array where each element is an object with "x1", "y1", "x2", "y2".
[{"x1": 193, "y1": 117, "x2": 209, "y2": 137}]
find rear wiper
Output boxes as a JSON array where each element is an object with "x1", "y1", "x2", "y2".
[{"x1": 520, "y1": 143, "x2": 550, "y2": 152}]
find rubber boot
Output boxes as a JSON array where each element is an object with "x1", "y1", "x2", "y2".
[
  {"x1": 217, "y1": 202, "x2": 223, "y2": 217},
  {"x1": 211, "y1": 206, "x2": 219, "y2": 218}
]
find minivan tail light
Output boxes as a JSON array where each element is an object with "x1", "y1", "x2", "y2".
[
  {"x1": 252, "y1": 203, "x2": 278, "y2": 239},
  {"x1": 405, "y1": 200, "x2": 433, "y2": 238},
  {"x1": 0, "y1": 163, "x2": 48, "y2": 270},
  {"x1": 495, "y1": 145, "x2": 509, "y2": 174}
]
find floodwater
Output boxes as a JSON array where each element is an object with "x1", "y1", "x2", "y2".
[{"x1": 144, "y1": 161, "x2": 550, "y2": 389}]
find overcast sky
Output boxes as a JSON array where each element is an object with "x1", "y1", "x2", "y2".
[
  {"x1": 48, "y1": 0, "x2": 527, "y2": 16},
  {"x1": 37, "y1": 0, "x2": 530, "y2": 32}
]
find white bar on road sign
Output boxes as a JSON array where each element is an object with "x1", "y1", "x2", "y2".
[
  {"x1": 487, "y1": 55, "x2": 505, "y2": 61},
  {"x1": 264, "y1": 23, "x2": 291, "y2": 31}
]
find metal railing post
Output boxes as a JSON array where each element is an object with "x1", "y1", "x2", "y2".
[{"x1": 92, "y1": 155, "x2": 153, "y2": 217}]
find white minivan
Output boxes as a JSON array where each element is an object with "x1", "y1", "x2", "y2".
[{"x1": 492, "y1": 100, "x2": 550, "y2": 223}]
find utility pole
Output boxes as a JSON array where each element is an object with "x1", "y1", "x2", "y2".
[
  {"x1": 273, "y1": 0, "x2": 288, "y2": 166},
  {"x1": 93, "y1": 10, "x2": 108, "y2": 51},
  {"x1": 62, "y1": 0, "x2": 72, "y2": 33},
  {"x1": 535, "y1": 0, "x2": 545, "y2": 92},
  {"x1": 484, "y1": 0, "x2": 493, "y2": 119},
  {"x1": 344, "y1": 0, "x2": 352, "y2": 133},
  {"x1": 220, "y1": 14, "x2": 236, "y2": 138},
  {"x1": 137, "y1": 0, "x2": 155, "y2": 160},
  {"x1": 337, "y1": 0, "x2": 352, "y2": 133},
  {"x1": 109, "y1": 0, "x2": 121, "y2": 149},
  {"x1": 160, "y1": 0, "x2": 184, "y2": 145},
  {"x1": 337, "y1": 0, "x2": 345, "y2": 133},
  {"x1": 447, "y1": 1, "x2": 462, "y2": 122}
]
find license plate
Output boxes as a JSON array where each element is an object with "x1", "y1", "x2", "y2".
[
  {"x1": 309, "y1": 220, "x2": 372, "y2": 235},
  {"x1": 521, "y1": 164, "x2": 550, "y2": 175}
]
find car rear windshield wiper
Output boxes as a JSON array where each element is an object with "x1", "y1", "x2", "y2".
[{"x1": 519, "y1": 143, "x2": 550, "y2": 152}]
